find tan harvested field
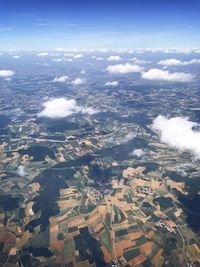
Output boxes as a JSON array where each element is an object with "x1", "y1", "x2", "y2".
[
  {"x1": 115, "y1": 239, "x2": 135, "y2": 257},
  {"x1": 131, "y1": 178, "x2": 146, "y2": 188},
  {"x1": 29, "y1": 182, "x2": 40, "y2": 191},
  {"x1": 57, "y1": 199, "x2": 79, "y2": 210},
  {"x1": 101, "y1": 246, "x2": 113, "y2": 263},
  {"x1": 152, "y1": 249, "x2": 164, "y2": 266},
  {"x1": 50, "y1": 224, "x2": 59, "y2": 244},
  {"x1": 60, "y1": 188, "x2": 77, "y2": 196},
  {"x1": 128, "y1": 231, "x2": 144, "y2": 241},
  {"x1": 93, "y1": 222, "x2": 104, "y2": 233},
  {"x1": 123, "y1": 167, "x2": 145, "y2": 178},
  {"x1": 128, "y1": 254, "x2": 146, "y2": 267},
  {"x1": 85, "y1": 211, "x2": 101, "y2": 225},
  {"x1": 9, "y1": 247, "x2": 17, "y2": 256},
  {"x1": 50, "y1": 212, "x2": 70, "y2": 225},
  {"x1": 146, "y1": 230, "x2": 155, "y2": 239},
  {"x1": 17, "y1": 231, "x2": 32, "y2": 248},
  {"x1": 140, "y1": 241, "x2": 155, "y2": 257},
  {"x1": 166, "y1": 179, "x2": 186, "y2": 195},
  {"x1": 98, "y1": 205, "x2": 107, "y2": 216},
  {"x1": 151, "y1": 180, "x2": 162, "y2": 190},
  {"x1": 68, "y1": 216, "x2": 86, "y2": 228}
]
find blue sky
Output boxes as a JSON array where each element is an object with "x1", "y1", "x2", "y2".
[{"x1": 0, "y1": 0, "x2": 200, "y2": 50}]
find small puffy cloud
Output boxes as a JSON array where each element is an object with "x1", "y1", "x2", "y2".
[
  {"x1": 0, "y1": 70, "x2": 14, "y2": 77},
  {"x1": 72, "y1": 78, "x2": 85, "y2": 85},
  {"x1": 131, "y1": 149, "x2": 144, "y2": 158},
  {"x1": 74, "y1": 54, "x2": 83, "y2": 59},
  {"x1": 52, "y1": 58, "x2": 62, "y2": 62},
  {"x1": 104, "y1": 81, "x2": 119, "y2": 86},
  {"x1": 189, "y1": 59, "x2": 200, "y2": 64},
  {"x1": 37, "y1": 52, "x2": 49, "y2": 56},
  {"x1": 131, "y1": 57, "x2": 150, "y2": 64},
  {"x1": 80, "y1": 70, "x2": 86, "y2": 74},
  {"x1": 53, "y1": 75, "x2": 69, "y2": 82},
  {"x1": 80, "y1": 107, "x2": 97, "y2": 115},
  {"x1": 107, "y1": 63, "x2": 144, "y2": 74},
  {"x1": 141, "y1": 68, "x2": 194, "y2": 82},
  {"x1": 105, "y1": 132, "x2": 137, "y2": 145},
  {"x1": 122, "y1": 132, "x2": 136, "y2": 143},
  {"x1": 158, "y1": 58, "x2": 200, "y2": 66},
  {"x1": 66, "y1": 58, "x2": 73, "y2": 62},
  {"x1": 107, "y1": 55, "x2": 122, "y2": 61},
  {"x1": 96, "y1": 57, "x2": 104, "y2": 61},
  {"x1": 153, "y1": 115, "x2": 200, "y2": 158},
  {"x1": 38, "y1": 98, "x2": 97, "y2": 118},
  {"x1": 17, "y1": 166, "x2": 27, "y2": 177},
  {"x1": 64, "y1": 53, "x2": 74, "y2": 57},
  {"x1": 13, "y1": 55, "x2": 20, "y2": 59}
]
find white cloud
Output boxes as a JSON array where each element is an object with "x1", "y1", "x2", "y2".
[
  {"x1": 131, "y1": 57, "x2": 150, "y2": 64},
  {"x1": 65, "y1": 58, "x2": 73, "y2": 62},
  {"x1": 38, "y1": 98, "x2": 97, "y2": 118},
  {"x1": 104, "y1": 81, "x2": 119, "y2": 86},
  {"x1": 104, "y1": 132, "x2": 137, "y2": 145},
  {"x1": 74, "y1": 54, "x2": 83, "y2": 59},
  {"x1": 96, "y1": 57, "x2": 104, "y2": 61},
  {"x1": 158, "y1": 58, "x2": 200, "y2": 66},
  {"x1": 72, "y1": 78, "x2": 85, "y2": 85},
  {"x1": 53, "y1": 75, "x2": 69, "y2": 82},
  {"x1": 0, "y1": 70, "x2": 14, "y2": 77},
  {"x1": 131, "y1": 149, "x2": 144, "y2": 158},
  {"x1": 153, "y1": 115, "x2": 200, "y2": 158},
  {"x1": 13, "y1": 55, "x2": 20, "y2": 59},
  {"x1": 64, "y1": 53, "x2": 74, "y2": 57},
  {"x1": 107, "y1": 56, "x2": 122, "y2": 61},
  {"x1": 107, "y1": 63, "x2": 144, "y2": 74},
  {"x1": 141, "y1": 68, "x2": 194, "y2": 82},
  {"x1": 52, "y1": 58, "x2": 62, "y2": 62},
  {"x1": 37, "y1": 52, "x2": 49, "y2": 56},
  {"x1": 17, "y1": 166, "x2": 27, "y2": 177}
]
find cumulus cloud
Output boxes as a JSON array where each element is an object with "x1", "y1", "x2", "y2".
[
  {"x1": 131, "y1": 149, "x2": 144, "y2": 158},
  {"x1": 13, "y1": 55, "x2": 20, "y2": 59},
  {"x1": 37, "y1": 52, "x2": 49, "y2": 56},
  {"x1": 74, "y1": 54, "x2": 83, "y2": 59},
  {"x1": 107, "y1": 63, "x2": 144, "y2": 74},
  {"x1": 17, "y1": 166, "x2": 27, "y2": 177},
  {"x1": 107, "y1": 55, "x2": 122, "y2": 61},
  {"x1": 122, "y1": 132, "x2": 137, "y2": 143},
  {"x1": 53, "y1": 75, "x2": 69, "y2": 82},
  {"x1": 131, "y1": 57, "x2": 150, "y2": 64},
  {"x1": 141, "y1": 68, "x2": 195, "y2": 82},
  {"x1": 0, "y1": 70, "x2": 14, "y2": 77},
  {"x1": 104, "y1": 132, "x2": 137, "y2": 145},
  {"x1": 80, "y1": 70, "x2": 86, "y2": 74},
  {"x1": 158, "y1": 58, "x2": 200, "y2": 66},
  {"x1": 153, "y1": 115, "x2": 200, "y2": 158},
  {"x1": 72, "y1": 78, "x2": 85, "y2": 85},
  {"x1": 52, "y1": 58, "x2": 63, "y2": 62},
  {"x1": 38, "y1": 98, "x2": 97, "y2": 118},
  {"x1": 64, "y1": 53, "x2": 74, "y2": 57},
  {"x1": 104, "y1": 81, "x2": 119, "y2": 86},
  {"x1": 96, "y1": 57, "x2": 104, "y2": 61}
]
